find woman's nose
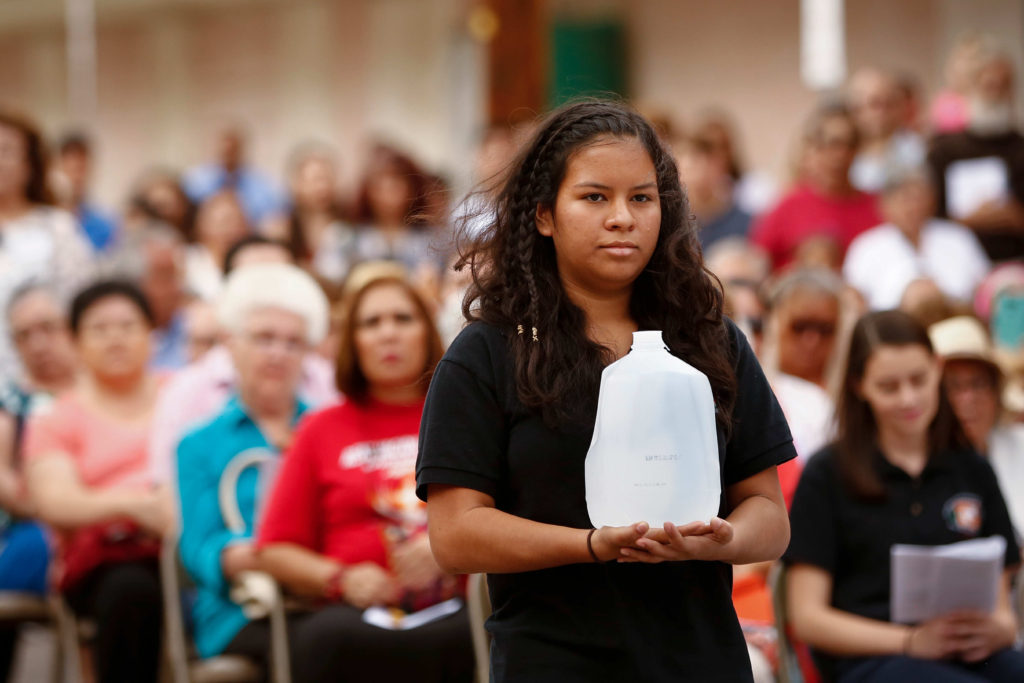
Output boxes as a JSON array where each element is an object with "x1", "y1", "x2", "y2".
[{"x1": 604, "y1": 197, "x2": 635, "y2": 230}]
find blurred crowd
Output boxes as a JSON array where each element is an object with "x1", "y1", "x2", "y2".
[{"x1": 0, "y1": 32, "x2": 1022, "y2": 683}]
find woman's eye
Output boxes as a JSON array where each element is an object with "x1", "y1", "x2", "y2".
[
  {"x1": 584, "y1": 193, "x2": 605, "y2": 202},
  {"x1": 632, "y1": 194, "x2": 653, "y2": 203},
  {"x1": 878, "y1": 381, "x2": 898, "y2": 394}
]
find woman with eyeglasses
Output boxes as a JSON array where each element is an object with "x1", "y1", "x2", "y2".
[
  {"x1": 23, "y1": 280, "x2": 170, "y2": 683},
  {"x1": 251, "y1": 264, "x2": 473, "y2": 683},
  {"x1": 762, "y1": 269, "x2": 846, "y2": 473},
  {"x1": 176, "y1": 264, "x2": 329, "y2": 667},
  {"x1": 785, "y1": 310, "x2": 1023, "y2": 682}
]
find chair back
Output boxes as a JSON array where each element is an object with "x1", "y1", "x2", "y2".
[
  {"x1": 466, "y1": 573, "x2": 491, "y2": 683},
  {"x1": 1016, "y1": 565, "x2": 1024, "y2": 645},
  {"x1": 161, "y1": 534, "x2": 195, "y2": 683},
  {"x1": 769, "y1": 564, "x2": 805, "y2": 683},
  {"x1": 217, "y1": 449, "x2": 291, "y2": 683},
  {"x1": 218, "y1": 449, "x2": 275, "y2": 534}
]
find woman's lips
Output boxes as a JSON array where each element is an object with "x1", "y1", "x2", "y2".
[
  {"x1": 600, "y1": 242, "x2": 639, "y2": 256},
  {"x1": 899, "y1": 409, "x2": 924, "y2": 422}
]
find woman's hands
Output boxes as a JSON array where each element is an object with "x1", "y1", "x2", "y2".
[
  {"x1": 340, "y1": 562, "x2": 400, "y2": 609},
  {"x1": 614, "y1": 518, "x2": 735, "y2": 563},
  {"x1": 390, "y1": 533, "x2": 445, "y2": 592},
  {"x1": 907, "y1": 611, "x2": 1016, "y2": 662},
  {"x1": 123, "y1": 490, "x2": 172, "y2": 537},
  {"x1": 588, "y1": 522, "x2": 651, "y2": 562},
  {"x1": 221, "y1": 543, "x2": 261, "y2": 581}
]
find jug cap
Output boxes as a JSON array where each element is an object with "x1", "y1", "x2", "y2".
[{"x1": 631, "y1": 330, "x2": 666, "y2": 349}]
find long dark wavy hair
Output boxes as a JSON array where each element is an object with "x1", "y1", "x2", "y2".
[
  {"x1": 455, "y1": 99, "x2": 736, "y2": 429},
  {"x1": 0, "y1": 110, "x2": 54, "y2": 206},
  {"x1": 835, "y1": 310, "x2": 967, "y2": 501}
]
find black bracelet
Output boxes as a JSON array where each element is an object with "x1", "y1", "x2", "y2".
[{"x1": 587, "y1": 528, "x2": 602, "y2": 563}]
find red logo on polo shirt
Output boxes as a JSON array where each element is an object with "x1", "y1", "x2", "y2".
[{"x1": 942, "y1": 494, "x2": 983, "y2": 536}]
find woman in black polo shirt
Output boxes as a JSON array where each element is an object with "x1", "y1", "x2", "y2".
[
  {"x1": 786, "y1": 310, "x2": 1024, "y2": 683},
  {"x1": 415, "y1": 100, "x2": 796, "y2": 682}
]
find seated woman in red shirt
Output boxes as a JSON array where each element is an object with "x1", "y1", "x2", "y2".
[
  {"x1": 751, "y1": 104, "x2": 881, "y2": 271},
  {"x1": 249, "y1": 264, "x2": 473, "y2": 683}
]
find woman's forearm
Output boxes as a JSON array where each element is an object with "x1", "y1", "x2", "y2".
[
  {"x1": 428, "y1": 496, "x2": 593, "y2": 574},
  {"x1": 0, "y1": 469, "x2": 31, "y2": 517},
  {"x1": 259, "y1": 543, "x2": 342, "y2": 598},
  {"x1": 718, "y1": 493, "x2": 790, "y2": 565},
  {"x1": 794, "y1": 603, "x2": 907, "y2": 657},
  {"x1": 34, "y1": 485, "x2": 143, "y2": 530}
]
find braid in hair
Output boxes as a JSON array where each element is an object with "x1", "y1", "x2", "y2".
[{"x1": 454, "y1": 99, "x2": 737, "y2": 429}]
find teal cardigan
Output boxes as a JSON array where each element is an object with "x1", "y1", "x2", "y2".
[{"x1": 176, "y1": 396, "x2": 308, "y2": 658}]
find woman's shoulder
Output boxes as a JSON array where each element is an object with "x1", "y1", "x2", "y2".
[
  {"x1": 721, "y1": 316, "x2": 757, "y2": 369},
  {"x1": 30, "y1": 389, "x2": 83, "y2": 424},
  {"x1": 943, "y1": 445, "x2": 1000, "y2": 479},
  {"x1": 442, "y1": 321, "x2": 510, "y2": 372},
  {"x1": 798, "y1": 443, "x2": 842, "y2": 484},
  {"x1": 294, "y1": 401, "x2": 351, "y2": 434}
]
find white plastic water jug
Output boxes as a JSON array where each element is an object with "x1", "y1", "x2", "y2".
[{"x1": 585, "y1": 330, "x2": 720, "y2": 528}]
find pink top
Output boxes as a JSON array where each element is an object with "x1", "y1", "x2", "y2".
[
  {"x1": 147, "y1": 345, "x2": 340, "y2": 484},
  {"x1": 930, "y1": 91, "x2": 970, "y2": 134},
  {"x1": 23, "y1": 392, "x2": 154, "y2": 492},
  {"x1": 750, "y1": 184, "x2": 882, "y2": 270}
]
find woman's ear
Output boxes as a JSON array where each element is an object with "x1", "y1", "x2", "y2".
[{"x1": 535, "y1": 204, "x2": 554, "y2": 237}]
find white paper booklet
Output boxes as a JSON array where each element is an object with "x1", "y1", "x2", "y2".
[
  {"x1": 362, "y1": 597, "x2": 463, "y2": 631},
  {"x1": 945, "y1": 156, "x2": 1009, "y2": 220},
  {"x1": 890, "y1": 536, "x2": 1006, "y2": 624}
]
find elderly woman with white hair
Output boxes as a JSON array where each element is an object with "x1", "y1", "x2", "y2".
[{"x1": 176, "y1": 263, "x2": 329, "y2": 664}]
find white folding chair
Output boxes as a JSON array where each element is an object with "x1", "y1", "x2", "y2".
[{"x1": 466, "y1": 573, "x2": 491, "y2": 683}]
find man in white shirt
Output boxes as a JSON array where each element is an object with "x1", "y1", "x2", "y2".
[
  {"x1": 843, "y1": 167, "x2": 991, "y2": 310},
  {"x1": 848, "y1": 68, "x2": 927, "y2": 193}
]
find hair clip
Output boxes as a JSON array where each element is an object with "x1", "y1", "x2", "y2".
[
  {"x1": 532, "y1": 326, "x2": 539, "y2": 343},
  {"x1": 517, "y1": 324, "x2": 524, "y2": 336}
]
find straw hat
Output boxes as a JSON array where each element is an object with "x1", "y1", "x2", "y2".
[
  {"x1": 928, "y1": 316, "x2": 1000, "y2": 370},
  {"x1": 930, "y1": 315, "x2": 1024, "y2": 414}
]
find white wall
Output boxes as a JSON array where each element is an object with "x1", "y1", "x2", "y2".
[
  {"x1": 0, "y1": 0, "x2": 483, "y2": 208},
  {"x1": 1, "y1": 0, "x2": 1022, "y2": 210}
]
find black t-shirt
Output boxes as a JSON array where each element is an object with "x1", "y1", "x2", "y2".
[
  {"x1": 784, "y1": 445, "x2": 1021, "y2": 679},
  {"x1": 928, "y1": 130, "x2": 1024, "y2": 261},
  {"x1": 416, "y1": 319, "x2": 796, "y2": 682}
]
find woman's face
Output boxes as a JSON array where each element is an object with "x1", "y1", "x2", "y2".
[
  {"x1": 293, "y1": 157, "x2": 336, "y2": 212},
  {"x1": 144, "y1": 179, "x2": 187, "y2": 226},
  {"x1": 76, "y1": 296, "x2": 152, "y2": 381},
  {"x1": 858, "y1": 343, "x2": 940, "y2": 440},
  {"x1": 366, "y1": 167, "x2": 413, "y2": 225},
  {"x1": 197, "y1": 194, "x2": 248, "y2": 252},
  {"x1": 775, "y1": 289, "x2": 839, "y2": 384},
  {"x1": 536, "y1": 136, "x2": 661, "y2": 297},
  {"x1": 353, "y1": 283, "x2": 430, "y2": 393},
  {"x1": 942, "y1": 359, "x2": 1000, "y2": 447},
  {"x1": 808, "y1": 116, "x2": 858, "y2": 185},
  {"x1": 0, "y1": 124, "x2": 29, "y2": 201},
  {"x1": 228, "y1": 307, "x2": 308, "y2": 402}
]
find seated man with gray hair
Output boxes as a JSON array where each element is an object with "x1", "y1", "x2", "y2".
[
  {"x1": 176, "y1": 262, "x2": 330, "y2": 665},
  {"x1": 843, "y1": 165, "x2": 990, "y2": 311}
]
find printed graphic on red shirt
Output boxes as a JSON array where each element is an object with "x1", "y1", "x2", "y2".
[{"x1": 943, "y1": 493, "x2": 983, "y2": 536}]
